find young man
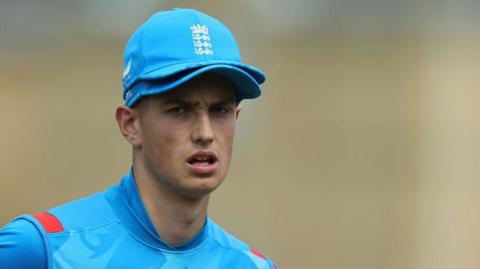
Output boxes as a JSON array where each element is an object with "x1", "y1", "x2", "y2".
[{"x1": 0, "y1": 8, "x2": 276, "y2": 269}]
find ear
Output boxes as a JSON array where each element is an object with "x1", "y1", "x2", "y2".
[
  {"x1": 115, "y1": 105, "x2": 142, "y2": 146},
  {"x1": 235, "y1": 105, "x2": 242, "y2": 119}
]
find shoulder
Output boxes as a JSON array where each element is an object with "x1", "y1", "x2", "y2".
[
  {"x1": 47, "y1": 190, "x2": 117, "y2": 232},
  {"x1": 206, "y1": 219, "x2": 278, "y2": 269},
  {"x1": 0, "y1": 217, "x2": 47, "y2": 269},
  {"x1": 0, "y1": 189, "x2": 118, "y2": 269}
]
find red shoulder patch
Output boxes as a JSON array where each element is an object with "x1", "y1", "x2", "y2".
[
  {"x1": 33, "y1": 212, "x2": 64, "y2": 233},
  {"x1": 250, "y1": 248, "x2": 267, "y2": 260}
]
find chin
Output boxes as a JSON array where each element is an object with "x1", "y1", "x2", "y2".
[
  {"x1": 179, "y1": 175, "x2": 224, "y2": 199},
  {"x1": 179, "y1": 186, "x2": 217, "y2": 199}
]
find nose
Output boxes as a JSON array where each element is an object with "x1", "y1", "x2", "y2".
[{"x1": 191, "y1": 112, "x2": 214, "y2": 146}]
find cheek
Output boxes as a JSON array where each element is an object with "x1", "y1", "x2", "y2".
[
  {"x1": 214, "y1": 120, "x2": 236, "y2": 155},
  {"x1": 144, "y1": 121, "x2": 189, "y2": 165}
]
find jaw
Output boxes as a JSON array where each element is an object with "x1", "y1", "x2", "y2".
[{"x1": 175, "y1": 172, "x2": 226, "y2": 199}]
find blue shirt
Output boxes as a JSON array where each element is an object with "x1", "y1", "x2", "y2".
[{"x1": 0, "y1": 172, "x2": 276, "y2": 268}]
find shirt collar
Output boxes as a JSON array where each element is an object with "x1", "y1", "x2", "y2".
[{"x1": 104, "y1": 169, "x2": 208, "y2": 251}]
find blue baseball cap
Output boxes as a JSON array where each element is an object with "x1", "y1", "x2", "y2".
[{"x1": 122, "y1": 8, "x2": 266, "y2": 107}]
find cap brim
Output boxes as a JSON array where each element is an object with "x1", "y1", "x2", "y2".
[{"x1": 125, "y1": 62, "x2": 265, "y2": 107}]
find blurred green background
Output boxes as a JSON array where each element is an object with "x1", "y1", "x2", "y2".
[{"x1": 1, "y1": 1, "x2": 480, "y2": 268}]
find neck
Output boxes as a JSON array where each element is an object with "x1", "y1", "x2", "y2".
[{"x1": 132, "y1": 162, "x2": 209, "y2": 245}]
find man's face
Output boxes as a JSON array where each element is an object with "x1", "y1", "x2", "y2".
[{"x1": 135, "y1": 74, "x2": 239, "y2": 199}]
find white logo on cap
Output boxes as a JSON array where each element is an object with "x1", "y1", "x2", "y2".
[
  {"x1": 190, "y1": 24, "x2": 213, "y2": 55},
  {"x1": 123, "y1": 60, "x2": 131, "y2": 79},
  {"x1": 125, "y1": 90, "x2": 132, "y2": 100}
]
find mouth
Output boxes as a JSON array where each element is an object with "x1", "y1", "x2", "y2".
[{"x1": 186, "y1": 151, "x2": 218, "y2": 175}]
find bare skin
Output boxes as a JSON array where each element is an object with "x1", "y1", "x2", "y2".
[{"x1": 115, "y1": 74, "x2": 240, "y2": 244}]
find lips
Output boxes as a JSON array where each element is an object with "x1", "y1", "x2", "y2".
[{"x1": 186, "y1": 151, "x2": 218, "y2": 175}]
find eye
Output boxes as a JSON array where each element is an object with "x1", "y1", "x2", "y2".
[
  {"x1": 210, "y1": 105, "x2": 232, "y2": 115},
  {"x1": 166, "y1": 106, "x2": 187, "y2": 114}
]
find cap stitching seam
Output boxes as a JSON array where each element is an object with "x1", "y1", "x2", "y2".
[{"x1": 139, "y1": 23, "x2": 148, "y2": 78}]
